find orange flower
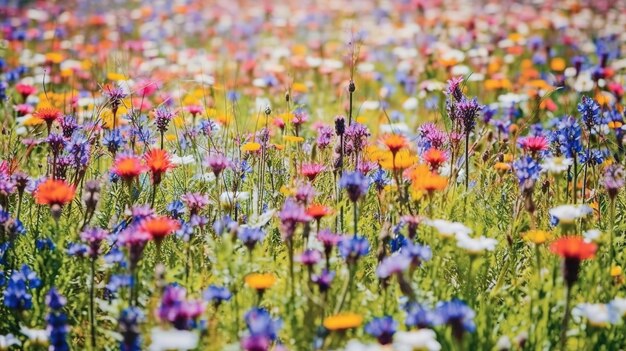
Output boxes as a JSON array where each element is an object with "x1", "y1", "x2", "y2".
[
  {"x1": 381, "y1": 134, "x2": 408, "y2": 154},
  {"x1": 112, "y1": 154, "x2": 146, "y2": 180},
  {"x1": 422, "y1": 148, "x2": 447, "y2": 171},
  {"x1": 380, "y1": 149, "x2": 417, "y2": 170},
  {"x1": 407, "y1": 164, "x2": 448, "y2": 194},
  {"x1": 34, "y1": 107, "x2": 62, "y2": 126},
  {"x1": 245, "y1": 273, "x2": 276, "y2": 291},
  {"x1": 323, "y1": 313, "x2": 363, "y2": 331},
  {"x1": 306, "y1": 204, "x2": 332, "y2": 220},
  {"x1": 34, "y1": 179, "x2": 76, "y2": 206},
  {"x1": 140, "y1": 216, "x2": 180, "y2": 241},
  {"x1": 144, "y1": 149, "x2": 174, "y2": 184},
  {"x1": 550, "y1": 236, "x2": 597, "y2": 260}
]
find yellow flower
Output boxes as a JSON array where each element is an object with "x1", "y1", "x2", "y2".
[
  {"x1": 107, "y1": 72, "x2": 127, "y2": 81},
  {"x1": 173, "y1": 116, "x2": 185, "y2": 128},
  {"x1": 241, "y1": 142, "x2": 261, "y2": 152},
  {"x1": 608, "y1": 121, "x2": 623, "y2": 129},
  {"x1": 523, "y1": 230, "x2": 552, "y2": 245},
  {"x1": 355, "y1": 116, "x2": 367, "y2": 124},
  {"x1": 611, "y1": 265, "x2": 622, "y2": 277},
  {"x1": 45, "y1": 52, "x2": 64, "y2": 64},
  {"x1": 323, "y1": 313, "x2": 363, "y2": 331},
  {"x1": 494, "y1": 162, "x2": 511, "y2": 172},
  {"x1": 292, "y1": 82, "x2": 308, "y2": 93},
  {"x1": 245, "y1": 273, "x2": 276, "y2": 291},
  {"x1": 100, "y1": 108, "x2": 117, "y2": 129},
  {"x1": 550, "y1": 58, "x2": 566, "y2": 71},
  {"x1": 279, "y1": 185, "x2": 293, "y2": 196},
  {"x1": 165, "y1": 134, "x2": 177, "y2": 142},
  {"x1": 379, "y1": 149, "x2": 417, "y2": 170},
  {"x1": 283, "y1": 136, "x2": 304, "y2": 143},
  {"x1": 23, "y1": 116, "x2": 45, "y2": 126}
]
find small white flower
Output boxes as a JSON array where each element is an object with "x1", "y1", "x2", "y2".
[
  {"x1": 549, "y1": 204, "x2": 592, "y2": 224},
  {"x1": 402, "y1": 97, "x2": 418, "y2": 110},
  {"x1": 393, "y1": 329, "x2": 442, "y2": 351},
  {"x1": 573, "y1": 303, "x2": 616, "y2": 326},
  {"x1": 541, "y1": 157, "x2": 573, "y2": 174},
  {"x1": 220, "y1": 191, "x2": 250, "y2": 205},
  {"x1": 423, "y1": 219, "x2": 472, "y2": 238},
  {"x1": 149, "y1": 328, "x2": 199, "y2": 351},
  {"x1": 171, "y1": 154, "x2": 195, "y2": 166},
  {"x1": 609, "y1": 297, "x2": 626, "y2": 317},
  {"x1": 583, "y1": 229, "x2": 602, "y2": 243},
  {"x1": 343, "y1": 339, "x2": 382, "y2": 351},
  {"x1": 20, "y1": 326, "x2": 48, "y2": 346},
  {"x1": 0, "y1": 334, "x2": 21, "y2": 350},
  {"x1": 495, "y1": 335, "x2": 511, "y2": 351},
  {"x1": 456, "y1": 233, "x2": 497, "y2": 254}
]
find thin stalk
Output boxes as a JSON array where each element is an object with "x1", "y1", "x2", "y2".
[
  {"x1": 90, "y1": 257, "x2": 97, "y2": 350},
  {"x1": 560, "y1": 284, "x2": 573, "y2": 351}
]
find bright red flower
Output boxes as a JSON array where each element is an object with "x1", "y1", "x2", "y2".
[
  {"x1": 423, "y1": 148, "x2": 447, "y2": 171},
  {"x1": 34, "y1": 107, "x2": 62, "y2": 124},
  {"x1": 550, "y1": 236, "x2": 597, "y2": 260},
  {"x1": 34, "y1": 179, "x2": 76, "y2": 206},
  {"x1": 140, "y1": 216, "x2": 180, "y2": 241},
  {"x1": 144, "y1": 149, "x2": 174, "y2": 184},
  {"x1": 300, "y1": 163, "x2": 325, "y2": 182},
  {"x1": 519, "y1": 136, "x2": 549, "y2": 153},
  {"x1": 306, "y1": 204, "x2": 332, "y2": 220}
]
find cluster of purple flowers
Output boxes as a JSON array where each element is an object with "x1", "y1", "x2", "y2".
[
  {"x1": 157, "y1": 284, "x2": 205, "y2": 330},
  {"x1": 241, "y1": 308, "x2": 282, "y2": 351}
]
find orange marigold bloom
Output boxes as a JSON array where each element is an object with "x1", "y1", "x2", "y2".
[
  {"x1": 144, "y1": 149, "x2": 174, "y2": 184},
  {"x1": 245, "y1": 273, "x2": 276, "y2": 291},
  {"x1": 112, "y1": 154, "x2": 146, "y2": 180},
  {"x1": 380, "y1": 149, "x2": 417, "y2": 170},
  {"x1": 140, "y1": 216, "x2": 180, "y2": 241},
  {"x1": 34, "y1": 107, "x2": 62, "y2": 127},
  {"x1": 550, "y1": 236, "x2": 597, "y2": 260},
  {"x1": 306, "y1": 204, "x2": 332, "y2": 220},
  {"x1": 323, "y1": 313, "x2": 363, "y2": 331},
  {"x1": 381, "y1": 134, "x2": 408, "y2": 154},
  {"x1": 423, "y1": 148, "x2": 448, "y2": 171},
  {"x1": 34, "y1": 179, "x2": 76, "y2": 206},
  {"x1": 408, "y1": 164, "x2": 448, "y2": 193}
]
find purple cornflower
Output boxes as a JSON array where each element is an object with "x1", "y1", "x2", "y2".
[
  {"x1": 0, "y1": 172, "x2": 16, "y2": 197},
  {"x1": 64, "y1": 134, "x2": 91, "y2": 170},
  {"x1": 181, "y1": 192, "x2": 210, "y2": 215},
  {"x1": 602, "y1": 164, "x2": 625, "y2": 199},
  {"x1": 446, "y1": 76, "x2": 464, "y2": 102},
  {"x1": 213, "y1": 215, "x2": 238, "y2": 236},
  {"x1": 59, "y1": 115, "x2": 79, "y2": 138},
  {"x1": 238, "y1": 227, "x2": 266, "y2": 250},
  {"x1": 47, "y1": 133, "x2": 66, "y2": 156},
  {"x1": 79, "y1": 227, "x2": 108, "y2": 258},
  {"x1": 157, "y1": 285, "x2": 205, "y2": 330},
  {"x1": 205, "y1": 154, "x2": 231, "y2": 176},
  {"x1": 344, "y1": 123, "x2": 370, "y2": 154},
  {"x1": 402, "y1": 242, "x2": 432, "y2": 267},
  {"x1": 297, "y1": 249, "x2": 322, "y2": 266},
  {"x1": 103, "y1": 85, "x2": 127, "y2": 113},
  {"x1": 154, "y1": 108, "x2": 174, "y2": 132},
  {"x1": 311, "y1": 269, "x2": 335, "y2": 292},
  {"x1": 376, "y1": 253, "x2": 411, "y2": 279},
  {"x1": 316, "y1": 125, "x2": 334, "y2": 149},
  {"x1": 119, "y1": 307, "x2": 144, "y2": 351},
  {"x1": 278, "y1": 198, "x2": 311, "y2": 239},
  {"x1": 103, "y1": 129, "x2": 124, "y2": 154},
  {"x1": 294, "y1": 182, "x2": 316, "y2": 205},
  {"x1": 339, "y1": 171, "x2": 370, "y2": 202},
  {"x1": 118, "y1": 229, "x2": 151, "y2": 269},
  {"x1": 365, "y1": 316, "x2": 397, "y2": 345},
  {"x1": 203, "y1": 285, "x2": 232, "y2": 307},
  {"x1": 577, "y1": 96, "x2": 601, "y2": 130},
  {"x1": 457, "y1": 97, "x2": 483, "y2": 134},
  {"x1": 126, "y1": 205, "x2": 155, "y2": 223},
  {"x1": 418, "y1": 123, "x2": 447, "y2": 150},
  {"x1": 338, "y1": 235, "x2": 370, "y2": 263},
  {"x1": 513, "y1": 156, "x2": 541, "y2": 191},
  {"x1": 435, "y1": 299, "x2": 476, "y2": 340}
]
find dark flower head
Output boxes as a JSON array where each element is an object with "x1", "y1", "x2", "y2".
[
  {"x1": 365, "y1": 316, "x2": 397, "y2": 345},
  {"x1": 339, "y1": 171, "x2": 370, "y2": 202}
]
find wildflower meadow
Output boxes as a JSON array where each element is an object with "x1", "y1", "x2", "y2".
[{"x1": 1, "y1": 0, "x2": 626, "y2": 350}]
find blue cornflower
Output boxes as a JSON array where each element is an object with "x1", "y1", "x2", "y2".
[
  {"x1": 119, "y1": 307, "x2": 144, "y2": 351},
  {"x1": 213, "y1": 215, "x2": 237, "y2": 236},
  {"x1": 389, "y1": 234, "x2": 408, "y2": 253},
  {"x1": 370, "y1": 169, "x2": 389, "y2": 192},
  {"x1": 513, "y1": 156, "x2": 541, "y2": 191},
  {"x1": 103, "y1": 129, "x2": 124, "y2": 154},
  {"x1": 365, "y1": 316, "x2": 397, "y2": 345},
  {"x1": 339, "y1": 171, "x2": 370, "y2": 202},
  {"x1": 166, "y1": 200, "x2": 186, "y2": 219},
  {"x1": 404, "y1": 302, "x2": 437, "y2": 329},
  {"x1": 3, "y1": 264, "x2": 41, "y2": 310},
  {"x1": 577, "y1": 96, "x2": 601, "y2": 130},
  {"x1": 203, "y1": 285, "x2": 232, "y2": 306},
  {"x1": 238, "y1": 227, "x2": 266, "y2": 250},
  {"x1": 64, "y1": 133, "x2": 91, "y2": 169},
  {"x1": 435, "y1": 299, "x2": 476, "y2": 340},
  {"x1": 66, "y1": 243, "x2": 89, "y2": 257},
  {"x1": 36, "y1": 238, "x2": 56, "y2": 251},
  {"x1": 338, "y1": 235, "x2": 370, "y2": 263},
  {"x1": 244, "y1": 308, "x2": 282, "y2": 341},
  {"x1": 46, "y1": 288, "x2": 69, "y2": 351},
  {"x1": 550, "y1": 116, "x2": 583, "y2": 158},
  {"x1": 401, "y1": 242, "x2": 432, "y2": 266},
  {"x1": 579, "y1": 148, "x2": 607, "y2": 166},
  {"x1": 105, "y1": 274, "x2": 132, "y2": 299}
]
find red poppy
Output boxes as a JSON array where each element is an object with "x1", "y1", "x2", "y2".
[
  {"x1": 306, "y1": 204, "x2": 332, "y2": 220},
  {"x1": 140, "y1": 216, "x2": 180, "y2": 241},
  {"x1": 550, "y1": 236, "x2": 597, "y2": 260},
  {"x1": 144, "y1": 149, "x2": 174, "y2": 185}
]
